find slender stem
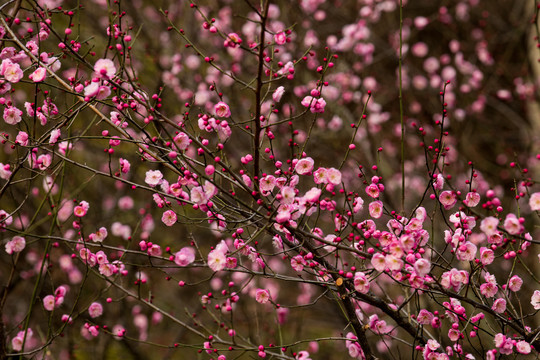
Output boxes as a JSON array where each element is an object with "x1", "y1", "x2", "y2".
[
  {"x1": 253, "y1": 0, "x2": 270, "y2": 180},
  {"x1": 399, "y1": 0, "x2": 405, "y2": 212}
]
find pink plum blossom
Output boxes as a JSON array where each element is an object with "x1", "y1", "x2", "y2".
[
  {"x1": 161, "y1": 210, "x2": 177, "y2": 226},
  {"x1": 214, "y1": 101, "x2": 231, "y2": 118},
  {"x1": 29, "y1": 67, "x2": 46, "y2": 82},
  {"x1": 5, "y1": 236, "x2": 26, "y2": 254},
  {"x1": 88, "y1": 302, "x2": 103, "y2": 318},
  {"x1": 255, "y1": 289, "x2": 270, "y2": 304},
  {"x1": 174, "y1": 247, "x2": 195, "y2": 266},
  {"x1": 145, "y1": 170, "x2": 163, "y2": 186},
  {"x1": 295, "y1": 157, "x2": 314, "y2": 175},
  {"x1": 94, "y1": 58, "x2": 116, "y2": 79}
]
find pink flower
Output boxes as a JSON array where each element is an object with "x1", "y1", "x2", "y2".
[
  {"x1": 301, "y1": 96, "x2": 326, "y2": 113},
  {"x1": 480, "y1": 216, "x2": 499, "y2": 237},
  {"x1": 274, "y1": 31, "x2": 287, "y2": 45},
  {"x1": 255, "y1": 289, "x2": 270, "y2": 304},
  {"x1": 414, "y1": 258, "x2": 431, "y2": 277},
  {"x1": 353, "y1": 272, "x2": 370, "y2": 293},
  {"x1": 463, "y1": 192, "x2": 480, "y2": 207},
  {"x1": 368, "y1": 201, "x2": 383, "y2": 219},
  {"x1": 313, "y1": 167, "x2": 328, "y2": 184},
  {"x1": 491, "y1": 298, "x2": 506, "y2": 313},
  {"x1": 303, "y1": 187, "x2": 321, "y2": 203},
  {"x1": 503, "y1": 213, "x2": 522, "y2": 235},
  {"x1": 174, "y1": 247, "x2": 195, "y2": 266},
  {"x1": 88, "y1": 302, "x2": 103, "y2": 318},
  {"x1": 2, "y1": 60, "x2": 23, "y2": 83},
  {"x1": 479, "y1": 247, "x2": 494, "y2": 265},
  {"x1": 371, "y1": 253, "x2": 386, "y2": 271},
  {"x1": 508, "y1": 275, "x2": 523, "y2": 292},
  {"x1": 273, "y1": 86, "x2": 285, "y2": 102},
  {"x1": 49, "y1": 129, "x2": 61, "y2": 144},
  {"x1": 214, "y1": 101, "x2": 231, "y2": 118},
  {"x1": 531, "y1": 290, "x2": 540, "y2": 310},
  {"x1": 173, "y1": 132, "x2": 190, "y2": 150},
  {"x1": 529, "y1": 192, "x2": 540, "y2": 211},
  {"x1": 439, "y1": 191, "x2": 457, "y2": 210},
  {"x1": 365, "y1": 184, "x2": 380, "y2": 198},
  {"x1": 515, "y1": 340, "x2": 531, "y2": 354},
  {"x1": 295, "y1": 157, "x2": 314, "y2": 175},
  {"x1": 94, "y1": 58, "x2": 116, "y2": 79},
  {"x1": 90, "y1": 227, "x2": 108, "y2": 242},
  {"x1": 145, "y1": 170, "x2": 163, "y2": 186},
  {"x1": 456, "y1": 241, "x2": 477, "y2": 262},
  {"x1": 161, "y1": 210, "x2": 177, "y2": 226},
  {"x1": 291, "y1": 255, "x2": 306, "y2": 271},
  {"x1": 224, "y1": 32, "x2": 242, "y2": 48},
  {"x1": 5, "y1": 236, "x2": 26, "y2": 254},
  {"x1": 3, "y1": 106, "x2": 23, "y2": 125},
  {"x1": 326, "y1": 167, "x2": 342, "y2": 185},
  {"x1": 43, "y1": 295, "x2": 55, "y2": 311},
  {"x1": 119, "y1": 158, "x2": 131, "y2": 173},
  {"x1": 208, "y1": 249, "x2": 226, "y2": 272},
  {"x1": 29, "y1": 67, "x2": 46, "y2": 82}
]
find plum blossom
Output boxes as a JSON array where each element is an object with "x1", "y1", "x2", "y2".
[
  {"x1": 161, "y1": 210, "x2": 177, "y2": 226},
  {"x1": 295, "y1": 157, "x2": 314, "y2": 175},
  {"x1": 273, "y1": 86, "x2": 285, "y2": 102},
  {"x1": 326, "y1": 167, "x2": 342, "y2": 185},
  {"x1": 480, "y1": 216, "x2": 499, "y2": 237},
  {"x1": 255, "y1": 289, "x2": 270, "y2": 304},
  {"x1": 214, "y1": 101, "x2": 231, "y2": 118},
  {"x1": 94, "y1": 58, "x2": 116, "y2": 79},
  {"x1": 301, "y1": 95, "x2": 326, "y2": 113},
  {"x1": 507, "y1": 275, "x2": 522, "y2": 292},
  {"x1": 1, "y1": 60, "x2": 23, "y2": 83},
  {"x1": 439, "y1": 191, "x2": 457, "y2": 209},
  {"x1": 529, "y1": 192, "x2": 540, "y2": 211},
  {"x1": 531, "y1": 290, "x2": 540, "y2": 310},
  {"x1": 145, "y1": 170, "x2": 163, "y2": 186},
  {"x1": 368, "y1": 201, "x2": 383, "y2": 219},
  {"x1": 224, "y1": 32, "x2": 242, "y2": 48},
  {"x1": 88, "y1": 302, "x2": 103, "y2": 318},
  {"x1": 43, "y1": 295, "x2": 56, "y2": 311},
  {"x1": 174, "y1": 247, "x2": 195, "y2": 266},
  {"x1": 5, "y1": 236, "x2": 26, "y2": 254},
  {"x1": 353, "y1": 272, "x2": 370, "y2": 293},
  {"x1": 3, "y1": 106, "x2": 23, "y2": 125},
  {"x1": 208, "y1": 248, "x2": 227, "y2": 272}
]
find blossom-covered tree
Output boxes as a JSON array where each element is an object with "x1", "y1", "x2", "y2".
[{"x1": 1, "y1": 0, "x2": 540, "y2": 359}]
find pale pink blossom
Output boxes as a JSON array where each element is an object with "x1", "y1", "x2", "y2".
[
  {"x1": 503, "y1": 213, "x2": 522, "y2": 235},
  {"x1": 29, "y1": 67, "x2": 46, "y2": 82},
  {"x1": 313, "y1": 167, "x2": 328, "y2": 184},
  {"x1": 94, "y1": 58, "x2": 116, "y2": 79},
  {"x1": 326, "y1": 167, "x2": 342, "y2": 185},
  {"x1": 531, "y1": 290, "x2": 540, "y2": 310},
  {"x1": 174, "y1": 247, "x2": 195, "y2": 266},
  {"x1": 161, "y1": 210, "x2": 177, "y2": 226},
  {"x1": 515, "y1": 340, "x2": 531, "y2": 354},
  {"x1": 173, "y1": 132, "x2": 190, "y2": 150},
  {"x1": 368, "y1": 201, "x2": 383, "y2": 219},
  {"x1": 255, "y1": 289, "x2": 270, "y2": 304},
  {"x1": 145, "y1": 170, "x2": 163, "y2": 186},
  {"x1": 2, "y1": 60, "x2": 23, "y2": 83},
  {"x1": 480, "y1": 216, "x2": 499, "y2": 237},
  {"x1": 439, "y1": 191, "x2": 457, "y2": 210},
  {"x1": 529, "y1": 192, "x2": 540, "y2": 211},
  {"x1": 43, "y1": 295, "x2": 55, "y2": 311},
  {"x1": 88, "y1": 302, "x2": 103, "y2": 318},
  {"x1": 491, "y1": 298, "x2": 506, "y2": 313},
  {"x1": 295, "y1": 157, "x2": 314, "y2": 175},
  {"x1": 3, "y1": 106, "x2": 23, "y2": 125},
  {"x1": 508, "y1": 275, "x2": 523, "y2": 292},
  {"x1": 414, "y1": 258, "x2": 431, "y2": 277},
  {"x1": 5, "y1": 236, "x2": 26, "y2": 254},
  {"x1": 208, "y1": 249, "x2": 226, "y2": 272},
  {"x1": 273, "y1": 86, "x2": 285, "y2": 102},
  {"x1": 371, "y1": 253, "x2": 386, "y2": 271},
  {"x1": 224, "y1": 32, "x2": 242, "y2": 48},
  {"x1": 479, "y1": 247, "x2": 494, "y2": 265},
  {"x1": 214, "y1": 101, "x2": 231, "y2": 118},
  {"x1": 463, "y1": 192, "x2": 480, "y2": 207},
  {"x1": 291, "y1": 255, "x2": 305, "y2": 271},
  {"x1": 353, "y1": 272, "x2": 370, "y2": 293}
]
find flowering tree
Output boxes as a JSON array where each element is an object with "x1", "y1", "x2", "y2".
[{"x1": 1, "y1": 0, "x2": 540, "y2": 359}]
